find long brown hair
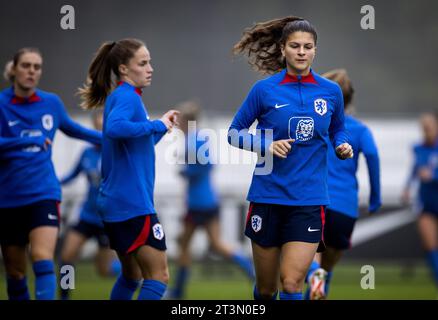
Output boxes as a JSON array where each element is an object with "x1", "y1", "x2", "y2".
[
  {"x1": 322, "y1": 69, "x2": 355, "y2": 109},
  {"x1": 233, "y1": 16, "x2": 317, "y2": 74},
  {"x1": 3, "y1": 47, "x2": 42, "y2": 83},
  {"x1": 78, "y1": 38, "x2": 145, "y2": 109}
]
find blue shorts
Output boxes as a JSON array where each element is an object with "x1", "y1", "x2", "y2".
[
  {"x1": 103, "y1": 214, "x2": 166, "y2": 254},
  {"x1": 323, "y1": 209, "x2": 356, "y2": 250},
  {"x1": 245, "y1": 202, "x2": 326, "y2": 252},
  {"x1": 184, "y1": 207, "x2": 220, "y2": 226},
  {"x1": 0, "y1": 200, "x2": 60, "y2": 246},
  {"x1": 71, "y1": 219, "x2": 110, "y2": 248},
  {"x1": 420, "y1": 198, "x2": 438, "y2": 217}
]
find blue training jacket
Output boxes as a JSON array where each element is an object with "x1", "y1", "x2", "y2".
[
  {"x1": 97, "y1": 82, "x2": 167, "y2": 222},
  {"x1": 0, "y1": 87, "x2": 101, "y2": 208},
  {"x1": 181, "y1": 131, "x2": 219, "y2": 211},
  {"x1": 327, "y1": 115, "x2": 381, "y2": 218},
  {"x1": 61, "y1": 146, "x2": 103, "y2": 226},
  {"x1": 228, "y1": 69, "x2": 349, "y2": 206}
]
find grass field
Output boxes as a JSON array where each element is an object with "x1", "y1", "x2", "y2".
[{"x1": 0, "y1": 260, "x2": 437, "y2": 300}]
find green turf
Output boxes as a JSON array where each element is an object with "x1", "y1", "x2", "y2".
[{"x1": 0, "y1": 260, "x2": 436, "y2": 300}]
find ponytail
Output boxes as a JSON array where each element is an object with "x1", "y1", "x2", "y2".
[{"x1": 79, "y1": 38, "x2": 145, "y2": 109}]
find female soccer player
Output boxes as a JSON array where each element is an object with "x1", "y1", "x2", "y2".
[
  {"x1": 168, "y1": 101, "x2": 254, "y2": 299},
  {"x1": 79, "y1": 38, "x2": 179, "y2": 300},
  {"x1": 402, "y1": 113, "x2": 438, "y2": 289},
  {"x1": 58, "y1": 111, "x2": 121, "y2": 300},
  {"x1": 0, "y1": 47, "x2": 101, "y2": 300},
  {"x1": 228, "y1": 17, "x2": 353, "y2": 300},
  {"x1": 305, "y1": 69, "x2": 381, "y2": 300}
]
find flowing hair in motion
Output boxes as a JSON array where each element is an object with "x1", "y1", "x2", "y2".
[{"x1": 233, "y1": 16, "x2": 317, "y2": 74}]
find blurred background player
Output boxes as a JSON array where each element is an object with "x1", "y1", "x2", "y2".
[
  {"x1": 58, "y1": 111, "x2": 121, "y2": 300},
  {"x1": 401, "y1": 112, "x2": 438, "y2": 290},
  {"x1": 79, "y1": 39, "x2": 179, "y2": 300},
  {"x1": 305, "y1": 69, "x2": 381, "y2": 300},
  {"x1": 228, "y1": 17, "x2": 353, "y2": 300},
  {"x1": 0, "y1": 47, "x2": 101, "y2": 300},
  {"x1": 168, "y1": 101, "x2": 255, "y2": 299}
]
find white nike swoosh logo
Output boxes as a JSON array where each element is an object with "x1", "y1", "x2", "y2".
[
  {"x1": 308, "y1": 227, "x2": 320, "y2": 232},
  {"x1": 8, "y1": 120, "x2": 20, "y2": 127},
  {"x1": 274, "y1": 103, "x2": 290, "y2": 109},
  {"x1": 48, "y1": 214, "x2": 58, "y2": 220}
]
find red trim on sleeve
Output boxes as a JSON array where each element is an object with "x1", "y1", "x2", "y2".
[{"x1": 127, "y1": 215, "x2": 151, "y2": 253}]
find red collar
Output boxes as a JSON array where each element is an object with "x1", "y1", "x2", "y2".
[
  {"x1": 11, "y1": 92, "x2": 42, "y2": 104},
  {"x1": 118, "y1": 81, "x2": 143, "y2": 96},
  {"x1": 280, "y1": 71, "x2": 318, "y2": 85}
]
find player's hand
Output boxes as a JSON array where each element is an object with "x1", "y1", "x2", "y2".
[
  {"x1": 418, "y1": 167, "x2": 433, "y2": 182},
  {"x1": 162, "y1": 110, "x2": 180, "y2": 127},
  {"x1": 269, "y1": 139, "x2": 295, "y2": 159},
  {"x1": 336, "y1": 143, "x2": 353, "y2": 159}
]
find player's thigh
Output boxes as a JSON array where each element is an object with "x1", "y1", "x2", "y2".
[
  {"x1": 252, "y1": 241, "x2": 280, "y2": 289},
  {"x1": 280, "y1": 241, "x2": 319, "y2": 284},
  {"x1": 1, "y1": 245, "x2": 27, "y2": 278},
  {"x1": 417, "y1": 213, "x2": 438, "y2": 250},
  {"x1": 29, "y1": 226, "x2": 59, "y2": 261},
  {"x1": 61, "y1": 229, "x2": 88, "y2": 262},
  {"x1": 178, "y1": 221, "x2": 197, "y2": 250},
  {"x1": 116, "y1": 252, "x2": 142, "y2": 280},
  {"x1": 135, "y1": 245, "x2": 169, "y2": 283}
]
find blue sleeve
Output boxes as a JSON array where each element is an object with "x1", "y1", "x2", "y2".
[
  {"x1": 329, "y1": 86, "x2": 350, "y2": 154},
  {"x1": 154, "y1": 131, "x2": 166, "y2": 145},
  {"x1": 105, "y1": 93, "x2": 167, "y2": 139},
  {"x1": 60, "y1": 151, "x2": 84, "y2": 185},
  {"x1": 56, "y1": 96, "x2": 102, "y2": 145},
  {"x1": 227, "y1": 83, "x2": 271, "y2": 155},
  {"x1": 360, "y1": 127, "x2": 381, "y2": 213}
]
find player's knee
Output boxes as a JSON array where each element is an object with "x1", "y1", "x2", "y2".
[
  {"x1": 257, "y1": 286, "x2": 278, "y2": 299},
  {"x1": 30, "y1": 247, "x2": 54, "y2": 261},
  {"x1": 281, "y1": 276, "x2": 303, "y2": 293}
]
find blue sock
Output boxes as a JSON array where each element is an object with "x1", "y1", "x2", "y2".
[
  {"x1": 171, "y1": 266, "x2": 189, "y2": 299},
  {"x1": 58, "y1": 262, "x2": 73, "y2": 300},
  {"x1": 306, "y1": 261, "x2": 320, "y2": 283},
  {"x1": 304, "y1": 260, "x2": 320, "y2": 300},
  {"x1": 231, "y1": 252, "x2": 255, "y2": 280},
  {"x1": 279, "y1": 292, "x2": 303, "y2": 300},
  {"x1": 426, "y1": 250, "x2": 438, "y2": 285},
  {"x1": 33, "y1": 260, "x2": 56, "y2": 300},
  {"x1": 110, "y1": 259, "x2": 122, "y2": 276},
  {"x1": 253, "y1": 286, "x2": 278, "y2": 300},
  {"x1": 110, "y1": 275, "x2": 141, "y2": 300},
  {"x1": 7, "y1": 277, "x2": 30, "y2": 300},
  {"x1": 138, "y1": 279, "x2": 167, "y2": 300},
  {"x1": 325, "y1": 271, "x2": 333, "y2": 296}
]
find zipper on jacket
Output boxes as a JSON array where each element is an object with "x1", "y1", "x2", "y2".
[{"x1": 297, "y1": 75, "x2": 304, "y2": 109}]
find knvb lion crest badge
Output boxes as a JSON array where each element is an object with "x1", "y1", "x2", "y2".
[{"x1": 314, "y1": 98, "x2": 327, "y2": 116}]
